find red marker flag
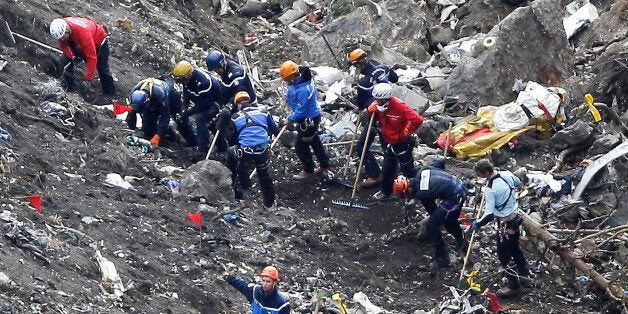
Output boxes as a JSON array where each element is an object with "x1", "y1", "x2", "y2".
[
  {"x1": 113, "y1": 102, "x2": 133, "y2": 115},
  {"x1": 187, "y1": 212, "x2": 203, "y2": 228},
  {"x1": 27, "y1": 195, "x2": 42, "y2": 213}
]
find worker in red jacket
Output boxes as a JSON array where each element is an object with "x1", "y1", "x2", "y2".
[
  {"x1": 49, "y1": 17, "x2": 115, "y2": 95},
  {"x1": 366, "y1": 83, "x2": 423, "y2": 200}
]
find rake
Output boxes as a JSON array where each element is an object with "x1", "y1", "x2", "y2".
[
  {"x1": 332, "y1": 113, "x2": 375, "y2": 210},
  {"x1": 337, "y1": 120, "x2": 361, "y2": 188}
]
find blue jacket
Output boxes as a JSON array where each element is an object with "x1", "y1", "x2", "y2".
[
  {"x1": 181, "y1": 68, "x2": 223, "y2": 115},
  {"x1": 408, "y1": 166, "x2": 464, "y2": 214},
  {"x1": 232, "y1": 103, "x2": 280, "y2": 147},
  {"x1": 285, "y1": 66, "x2": 321, "y2": 122},
  {"x1": 476, "y1": 170, "x2": 521, "y2": 227},
  {"x1": 356, "y1": 61, "x2": 398, "y2": 109},
  {"x1": 128, "y1": 78, "x2": 178, "y2": 137},
  {"x1": 226, "y1": 275, "x2": 291, "y2": 314},
  {"x1": 221, "y1": 59, "x2": 257, "y2": 104}
]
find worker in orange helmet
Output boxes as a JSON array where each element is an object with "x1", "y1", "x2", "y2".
[{"x1": 222, "y1": 265, "x2": 291, "y2": 314}]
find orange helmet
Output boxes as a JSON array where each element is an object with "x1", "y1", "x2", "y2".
[
  {"x1": 260, "y1": 266, "x2": 279, "y2": 281},
  {"x1": 393, "y1": 175, "x2": 409, "y2": 196},
  {"x1": 348, "y1": 48, "x2": 367, "y2": 63},
  {"x1": 234, "y1": 91, "x2": 251, "y2": 104},
  {"x1": 280, "y1": 60, "x2": 299, "y2": 80}
]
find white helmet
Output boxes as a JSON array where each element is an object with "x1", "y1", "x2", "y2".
[
  {"x1": 372, "y1": 83, "x2": 393, "y2": 100},
  {"x1": 50, "y1": 19, "x2": 68, "y2": 39}
]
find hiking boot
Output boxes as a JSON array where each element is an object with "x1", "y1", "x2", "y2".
[
  {"x1": 518, "y1": 276, "x2": 533, "y2": 287},
  {"x1": 496, "y1": 287, "x2": 522, "y2": 299},
  {"x1": 292, "y1": 170, "x2": 312, "y2": 180},
  {"x1": 435, "y1": 255, "x2": 451, "y2": 268},
  {"x1": 370, "y1": 191, "x2": 391, "y2": 201},
  {"x1": 361, "y1": 176, "x2": 382, "y2": 188},
  {"x1": 315, "y1": 167, "x2": 329, "y2": 175}
]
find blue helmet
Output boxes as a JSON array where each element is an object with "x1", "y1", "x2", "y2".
[
  {"x1": 206, "y1": 50, "x2": 225, "y2": 71},
  {"x1": 131, "y1": 90, "x2": 149, "y2": 105}
]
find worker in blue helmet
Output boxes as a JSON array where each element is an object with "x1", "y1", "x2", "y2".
[
  {"x1": 127, "y1": 78, "x2": 197, "y2": 147},
  {"x1": 206, "y1": 50, "x2": 257, "y2": 107}
]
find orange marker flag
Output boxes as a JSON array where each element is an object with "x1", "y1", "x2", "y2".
[
  {"x1": 187, "y1": 212, "x2": 203, "y2": 228},
  {"x1": 113, "y1": 102, "x2": 133, "y2": 115},
  {"x1": 27, "y1": 195, "x2": 42, "y2": 213}
]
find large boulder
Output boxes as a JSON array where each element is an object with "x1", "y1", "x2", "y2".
[
  {"x1": 179, "y1": 160, "x2": 233, "y2": 202},
  {"x1": 444, "y1": 0, "x2": 574, "y2": 110}
]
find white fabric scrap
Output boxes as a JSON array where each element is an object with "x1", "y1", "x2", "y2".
[
  {"x1": 353, "y1": 292, "x2": 384, "y2": 314},
  {"x1": 563, "y1": 0, "x2": 598, "y2": 39},
  {"x1": 104, "y1": 173, "x2": 135, "y2": 190},
  {"x1": 95, "y1": 250, "x2": 126, "y2": 297},
  {"x1": 311, "y1": 66, "x2": 346, "y2": 85}
]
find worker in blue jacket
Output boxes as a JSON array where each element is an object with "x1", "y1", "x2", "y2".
[
  {"x1": 222, "y1": 266, "x2": 291, "y2": 314},
  {"x1": 347, "y1": 48, "x2": 399, "y2": 188},
  {"x1": 225, "y1": 91, "x2": 279, "y2": 207},
  {"x1": 172, "y1": 61, "x2": 227, "y2": 159},
  {"x1": 393, "y1": 160, "x2": 467, "y2": 268},
  {"x1": 279, "y1": 60, "x2": 330, "y2": 180},
  {"x1": 127, "y1": 77, "x2": 197, "y2": 147},
  {"x1": 206, "y1": 50, "x2": 257, "y2": 105},
  {"x1": 472, "y1": 159, "x2": 531, "y2": 298}
]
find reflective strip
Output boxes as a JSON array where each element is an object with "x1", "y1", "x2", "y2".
[{"x1": 419, "y1": 169, "x2": 430, "y2": 190}]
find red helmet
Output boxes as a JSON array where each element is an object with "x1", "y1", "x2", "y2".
[
  {"x1": 260, "y1": 266, "x2": 279, "y2": 281},
  {"x1": 393, "y1": 175, "x2": 409, "y2": 196}
]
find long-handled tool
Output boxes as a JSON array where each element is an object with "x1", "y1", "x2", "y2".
[
  {"x1": 331, "y1": 293, "x2": 348, "y2": 314},
  {"x1": 332, "y1": 113, "x2": 375, "y2": 210},
  {"x1": 249, "y1": 123, "x2": 288, "y2": 179},
  {"x1": 337, "y1": 120, "x2": 361, "y2": 188},
  {"x1": 457, "y1": 188, "x2": 486, "y2": 288},
  {"x1": 1, "y1": 21, "x2": 63, "y2": 54},
  {"x1": 206, "y1": 130, "x2": 221, "y2": 160},
  {"x1": 443, "y1": 122, "x2": 453, "y2": 159}
]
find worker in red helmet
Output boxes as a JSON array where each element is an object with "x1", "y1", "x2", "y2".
[
  {"x1": 222, "y1": 265, "x2": 291, "y2": 314},
  {"x1": 393, "y1": 158, "x2": 467, "y2": 268}
]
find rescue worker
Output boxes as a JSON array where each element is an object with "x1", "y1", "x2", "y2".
[
  {"x1": 171, "y1": 61, "x2": 226, "y2": 159},
  {"x1": 393, "y1": 163, "x2": 467, "y2": 268},
  {"x1": 222, "y1": 266, "x2": 291, "y2": 314},
  {"x1": 367, "y1": 83, "x2": 423, "y2": 200},
  {"x1": 49, "y1": 17, "x2": 115, "y2": 95},
  {"x1": 126, "y1": 78, "x2": 197, "y2": 147},
  {"x1": 279, "y1": 60, "x2": 331, "y2": 180},
  {"x1": 206, "y1": 50, "x2": 257, "y2": 105},
  {"x1": 471, "y1": 159, "x2": 531, "y2": 298},
  {"x1": 348, "y1": 48, "x2": 398, "y2": 188},
  {"x1": 226, "y1": 91, "x2": 279, "y2": 208}
]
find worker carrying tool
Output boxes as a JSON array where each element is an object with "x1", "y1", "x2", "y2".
[
  {"x1": 222, "y1": 265, "x2": 291, "y2": 314},
  {"x1": 367, "y1": 83, "x2": 422, "y2": 201},
  {"x1": 393, "y1": 158, "x2": 468, "y2": 268},
  {"x1": 348, "y1": 48, "x2": 399, "y2": 189},
  {"x1": 49, "y1": 17, "x2": 115, "y2": 95},
  {"x1": 471, "y1": 158, "x2": 531, "y2": 298},
  {"x1": 127, "y1": 77, "x2": 197, "y2": 147},
  {"x1": 225, "y1": 91, "x2": 280, "y2": 208}
]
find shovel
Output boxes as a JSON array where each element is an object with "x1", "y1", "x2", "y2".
[{"x1": 332, "y1": 113, "x2": 375, "y2": 210}]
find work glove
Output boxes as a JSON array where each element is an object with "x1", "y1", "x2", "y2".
[
  {"x1": 367, "y1": 103, "x2": 377, "y2": 114},
  {"x1": 401, "y1": 127, "x2": 411, "y2": 139},
  {"x1": 150, "y1": 135, "x2": 161, "y2": 147},
  {"x1": 471, "y1": 221, "x2": 480, "y2": 231},
  {"x1": 221, "y1": 271, "x2": 230, "y2": 280}
]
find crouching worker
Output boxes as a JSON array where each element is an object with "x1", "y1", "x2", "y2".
[
  {"x1": 225, "y1": 91, "x2": 279, "y2": 207},
  {"x1": 222, "y1": 266, "x2": 291, "y2": 314},
  {"x1": 393, "y1": 162, "x2": 467, "y2": 268},
  {"x1": 126, "y1": 78, "x2": 197, "y2": 147}
]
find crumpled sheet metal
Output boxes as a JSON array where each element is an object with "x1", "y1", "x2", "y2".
[{"x1": 95, "y1": 250, "x2": 126, "y2": 297}]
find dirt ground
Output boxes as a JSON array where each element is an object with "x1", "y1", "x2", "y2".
[{"x1": 0, "y1": 0, "x2": 625, "y2": 313}]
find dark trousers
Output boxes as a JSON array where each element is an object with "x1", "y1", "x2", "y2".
[
  {"x1": 354, "y1": 122, "x2": 381, "y2": 179},
  {"x1": 195, "y1": 105, "x2": 227, "y2": 154},
  {"x1": 496, "y1": 216, "x2": 530, "y2": 289},
  {"x1": 227, "y1": 146, "x2": 275, "y2": 207},
  {"x1": 426, "y1": 193, "x2": 465, "y2": 262},
  {"x1": 380, "y1": 137, "x2": 417, "y2": 195},
  {"x1": 62, "y1": 40, "x2": 115, "y2": 95},
  {"x1": 295, "y1": 116, "x2": 330, "y2": 173}
]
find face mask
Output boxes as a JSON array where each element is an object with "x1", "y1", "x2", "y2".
[{"x1": 376, "y1": 104, "x2": 387, "y2": 112}]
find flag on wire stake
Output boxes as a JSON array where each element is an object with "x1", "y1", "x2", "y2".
[
  {"x1": 27, "y1": 195, "x2": 42, "y2": 213},
  {"x1": 113, "y1": 102, "x2": 133, "y2": 115},
  {"x1": 187, "y1": 212, "x2": 203, "y2": 228}
]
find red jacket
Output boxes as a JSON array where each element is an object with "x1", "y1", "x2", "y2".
[
  {"x1": 58, "y1": 17, "x2": 107, "y2": 81},
  {"x1": 372, "y1": 96, "x2": 423, "y2": 145}
]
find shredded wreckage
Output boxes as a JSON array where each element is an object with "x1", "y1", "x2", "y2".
[{"x1": 0, "y1": 0, "x2": 627, "y2": 313}]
